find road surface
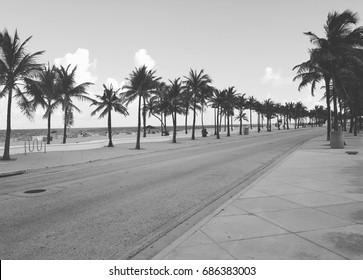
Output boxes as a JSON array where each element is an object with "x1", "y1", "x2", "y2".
[{"x1": 0, "y1": 128, "x2": 324, "y2": 259}]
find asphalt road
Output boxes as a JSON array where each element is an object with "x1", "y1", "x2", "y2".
[{"x1": 0, "y1": 128, "x2": 324, "y2": 259}]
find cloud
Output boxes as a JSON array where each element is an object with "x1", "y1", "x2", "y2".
[
  {"x1": 54, "y1": 48, "x2": 97, "y2": 84},
  {"x1": 261, "y1": 67, "x2": 291, "y2": 86},
  {"x1": 134, "y1": 49, "x2": 155, "y2": 69}
]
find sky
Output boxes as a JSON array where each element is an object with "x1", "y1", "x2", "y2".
[{"x1": 1, "y1": 0, "x2": 363, "y2": 130}]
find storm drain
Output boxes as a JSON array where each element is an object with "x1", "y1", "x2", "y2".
[{"x1": 24, "y1": 189, "x2": 46, "y2": 194}]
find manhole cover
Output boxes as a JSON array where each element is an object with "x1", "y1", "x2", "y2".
[
  {"x1": 24, "y1": 189, "x2": 46, "y2": 194},
  {"x1": 346, "y1": 151, "x2": 359, "y2": 155}
]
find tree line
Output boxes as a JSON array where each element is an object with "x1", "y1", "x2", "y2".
[{"x1": 2, "y1": 9, "x2": 362, "y2": 160}]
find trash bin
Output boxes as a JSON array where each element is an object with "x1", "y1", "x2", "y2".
[
  {"x1": 330, "y1": 126, "x2": 344, "y2": 149},
  {"x1": 243, "y1": 127, "x2": 249, "y2": 135}
]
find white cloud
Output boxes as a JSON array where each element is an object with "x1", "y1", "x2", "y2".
[
  {"x1": 54, "y1": 48, "x2": 97, "y2": 84},
  {"x1": 262, "y1": 67, "x2": 291, "y2": 86},
  {"x1": 134, "y1": 49, "x2": 155, "y2": 69}
]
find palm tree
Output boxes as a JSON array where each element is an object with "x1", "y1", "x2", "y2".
[
  {"x1": 262, "y1": 99, "x2": 275, "y2": 132},
  {"x1": 234, "y1": 94, "x2": 248, "y2": 135},
  {"x1": 298, "y1": 10, "x2": 363, "y2": 134},
  {"x1": 57, "y1": 64, "x2": 93, "y2": 144},
  {"x1": 0, "y1": 30, "x2": 44, "y2": 160},
  {"x1": 90, "y1": 84, "x2": 129, "y2": 147},
  {"x1": 123, "y1": 65, "x2": 160, "y2": 149},
  {"x1": 146, "y1": 81, "x2": 169, "y2": 135},
  {"x1": 254, "y1": 100, "x2": 262, "y2": 133},
  {"x1": 183, "y1": 69, "x2": 212, "y2": 140},
  {"x1": 223, "y1": 87, "x2": 237, "y2": 136},
  {"x1": 181, "y1": 87, "x2": 193, "y2": 134},
  {"x1": 168, "y1": 78, "x2": 185, "y2": 143},
  {"x1": 284, "y1": 102, "x2": 295, "y2": 130},
  {"x1": 23, "y1": 64, "x2": 62, "y2": 144},
  {"x1": 247, "y1": 95, "x2": 256, "y2": 129},
  {"x1": 210, "y1": 89, "x2": 224, "y2": 139}
]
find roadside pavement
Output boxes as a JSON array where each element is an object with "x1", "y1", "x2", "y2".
[{"x1": 153, "y1": 133, "x2": 363, "y2": 260}]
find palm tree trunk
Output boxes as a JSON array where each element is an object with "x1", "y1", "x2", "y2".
[
  {"x1": 216, "y1": 107, "x2": 220, "y2": 139},
  {"x1": 201, "y1": 101, "x2": 204, "y2": 130},
  {"x1": 172, "y1": 111, "x2": 177, "y2": 143},
  {"x1": 219, "y1": 111, "x2": 222, "y2": 132},
  {"x1": 239, "y1": 118, "x2": 242, "y2": 135},
  {"x1": 257, "y1": 113, "x2": 261, "y2": 133},
  {"x1": 231, "y1": 115, "x2": 233, "y2": 131},
  {"x1": 332, "y1": 86, "x2": 338, "y2": 131},
  {"x1": 224, "y1": 115, "x2": 226, "y2": 132},
  {"x1": 143, "y1": 97, "x2": 146, "y2": 137},
  {"x1": 227, "y1": 113, "x2": 230, "y2": 137},
  {"x1": 185, "y1": 108, "x2": 188, "y2": 134},
  {"x1": 63, "y1": 106, "x2": 67, "y2": 144},
  {"x1": 192, "y1": 98, "x2": 196, "y2": 140},
  {"x1": 214, "y1": 108, "x2": 216, "y2": 135},
  {"x1": 250, "y1": 109, "x2": 253, "y2": 129},
  {"x1": 108, "y1": 108, "x2": 113, "y2": 147},
  {"x1": 2, "y1": 88, "x2": 13, "y2": 160},
  {"x1": 47, "y1": 111, "x2": 51, "y2": 145},
  {"x1": 325, "y1": 78, "x2": 331, "y2": 141},
  {"x1": 164, "y1": 113, "x2": 167, "y2": 135},
  {"x1": 136, "y1": 95, "x2": 142, "y2": 149}
]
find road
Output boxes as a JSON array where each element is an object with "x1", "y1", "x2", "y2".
[{"x1": 0, "y1": 128, "x2": 324, "y2": 259}]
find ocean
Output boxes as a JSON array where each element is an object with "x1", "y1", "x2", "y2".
[{"x1": 0, "y1": 125, "x2": 217, "y2": 142}]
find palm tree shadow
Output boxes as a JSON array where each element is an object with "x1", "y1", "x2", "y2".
[{"x1": 0, "y1": 157, "x2": 17, "y2": 161}]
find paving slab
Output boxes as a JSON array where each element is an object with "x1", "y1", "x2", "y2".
[
  {"x1": 231, "y1": 196, "x2": 303, "y2": 213},
  {"x1": 162, "y1": 243, "x2": 234, "y2": 260},
  {"x1": 255, "y1": 208, "x2": 355, "y2": 233},
  {"x1": 219, "y1": 233, "x2": 345, "y2": 260},
  {"x1": 279, "y1": 192, "x2": 355, "y2": 207},
  {"x1": 316, "y1": 202, "x2": 363, "y2": 224},
  {"x1": 200, "y1": 214, "x2": 288, "y2": 242},
  {"x1": 297, "y1": 225, "x2": 363, "y2": 259}
]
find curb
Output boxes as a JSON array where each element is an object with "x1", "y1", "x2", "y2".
[{"x1": 0, "y1": 170, "x2": 26, "y2": 178}]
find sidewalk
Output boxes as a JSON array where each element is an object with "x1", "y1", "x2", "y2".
[{"x1": 153, "y1": 134, "x2": 363, "y2": 260}]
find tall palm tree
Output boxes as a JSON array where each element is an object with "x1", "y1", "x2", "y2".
[
  {"x1": 183, "y1": 69, "x2": 212, "y2": 140},
  {"x1": 123, "y1": 65, "x2": 160, "y2": 149},
  {"x1": 210, "y1": 89, "x2": 224, "y2": 139},
  {"x1": 168, "y1": 78, "x2": 185, "y2": 143},
  {"x1": 299, "y1": 10, "x2": 363, "y2": 133},
  {"x1": 90, "y1": 84, "x2": 129, "y2": 147},
  {"x1": 254, "y1": 100, "x2": 262, "y2": 133},
  {"x1": 235, "y1": 94, "x2": 248, "y2": 135},
  {"x1": 223, "y1": 86, "x2": 237, "y2": 136},
  {"x1": 146, "y1": 81, "x2": 170, "y2": 135},
  {"x1": 57, "y1": 64, "x2": 93, "y2": 144},
  {"x1": 247, "y1": 95, "x2": 256, "y2": 129},
  {"x1": 23, "y1": 64, "x2": 62, "y2": 144},
  {"x1": 284, "y1": 102, "x2": 295, "y2": 130},
  {"x1": 262, "y1": 98, "x2": 275, "y2": 132},
  {"x1": 0, "y1": 30, "x2": 44, "y2": 160}
]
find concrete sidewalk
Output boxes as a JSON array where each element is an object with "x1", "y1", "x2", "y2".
[{"x1": 153, "y1": 134, "x2": 363, "y2": 260}]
